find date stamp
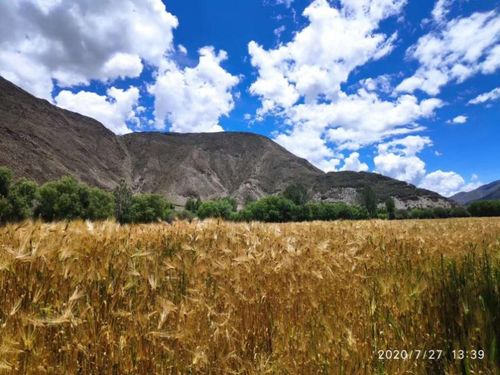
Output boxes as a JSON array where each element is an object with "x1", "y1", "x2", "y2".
[{"x1": 377, "y1": 349, "x2": 485, "y2": 361}]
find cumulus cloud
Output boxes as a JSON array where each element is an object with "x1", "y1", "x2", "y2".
[
  {"x1": 340, "y1": 152, "x2": 369, "y2": 172},
  {"x1": 374, "y1": 136, "x2": 432, "y2": 184},
  {"x1": 0, "y1": 0, "x2": 178, "y2": 99},
  {"x1": 54, "y1": 86, "x2": 140, "y2": 134},
  {"x1": 449, "y1": 115, "x2": 467, "y2": 124},
  {"x1": 468, "y1": 87, "x2": 500, "y2": 104},
  {"x1": 248, "y1": 0, "x2": 449, "y2": 171},
  {"x1": 420, "y1": 170, "x2": 481, "y2": 197},
  {"x1": 373, "y1": 135, "x2": 480, "y2": 196},
  {"x1": 150, "y1": 47, "x2": 239, "y2": 133},
  {"x1": 397, "y1": 10, "x2": 500, "y2": 95},
  {"x1": 431, "y1": 0, "x2": 451, "y2": 24}
]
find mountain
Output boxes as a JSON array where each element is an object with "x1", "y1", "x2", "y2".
[
  {"x1": 0, "y1": 76, "x2": 452, "y2": 209},
  {"x1": 451, "y1": 181, "x2": 500, "y2": 205}
]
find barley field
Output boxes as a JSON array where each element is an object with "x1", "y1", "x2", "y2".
[{"x1": 0, "y1": 218, "x2": 498, "y2": 374}]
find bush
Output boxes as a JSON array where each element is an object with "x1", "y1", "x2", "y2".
[
  {"x1": 0, "y1": 167, "x2": 12, "y2": 198},
  {"x1": 283, "y1": 184, "x2": 309, "y2": 206},
  {"x1": 113, "y1": 180, "x2": 133, "y2": 224},
  {"x1": 185, "y1": 198, "x2": 202, "y2": 213},
  {"x1": 127, "y1": 194, "x2": 173, "y2": 223},
  {"x1": 241, "y1": 196, "x2": 296, "y2": 222},
  {"x1": 36, "y1": 177, "x2": 85, "y2": 221},
  {"x1": 360, "y1": 185, "x2": 377, "y2": 218},
  {"x1": 8, "y1": 178, "x2": 39, "y2": 221},
  {"x1": 449, "y1": 206, "x2": 471, "y2": 218},
  {"x1": 385, "y1": 197, "x2": 396, "y2": 220},
  {"x1": 468, "y1": 200, "x2": 500, "y2": 217},
  {"x1": 197, "y1": 198, "x2": 236, "y2": 220},
  {"x1": 83, "y1": 187, "x2": 115, "y2": 220}
]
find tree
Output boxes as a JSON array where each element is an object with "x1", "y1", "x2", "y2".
[
  {"x1": 113, "y1": 180, "x2": 133, "y2": 223},
  {"x1": 185, "y1": 197, "x2": 201, "y2": 213},
  {"x1": 283, "y1": 184, "x2": 309, "y2": 206},
  {"x1": 468, "y1": 200, "x2": 500, "y2": 217},
  {"x1": 8, "y1": 178, "x2": 39, "y2": 221},
  {"x1": 361, "y1": 185, "x2": 377, "y2": 218},
  {"x1": 36, "y1": 177, "x2": 84, "y2": 221},
  {"x1": 128, "y1": 194, "x2": 173, "y2": 223},
  {"x1": 241, "y1": 196, "x2": 296, "y2": 222},
  {"x1": 0, "y1": 166, "x2": 12, "y2": 198},
  {"x1": 84, "y1": 187, "x2": 115, "y2": 220},
  {"x1": 385, "y1": 197, "x2": 396, "y2": 220},
  {"x1": 197, "y1": 199, "x2": 235, "y2": 220}
]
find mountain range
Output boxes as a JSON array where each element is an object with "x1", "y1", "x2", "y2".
[
  {"x1": 451, "y1": 180, "x2": 500, "y2": 205},
  {"x1": 0, "y1": 76, "x2": 453, "y2": 209}
]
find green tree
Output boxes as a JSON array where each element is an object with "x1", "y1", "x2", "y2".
[
  {"x1": 197, "y1": 199, "x2": 235, "y2": 220},
  {"x1": 185, "y1": 197, "x2": 201, "y2": 213},
  {"x1": 468, "y1": 200, "x2": 500, "y2": 217},
  {"x1": 113, "y1": 180, "x2": 133, "y2": 223},
  {"x1": 36, "y1": 176, "x2": 84, "y2": 221},
  {"x1": 241, "y1": 196, "x2": 296, "y2": 222},
  {"x1": 8, "y1": 178, "x2": 39, "y2": 221},
  {"x1": 361, "y1": 185, "x2": 377, "y2": 218},
  {"x1": 283, "y1": 184, "x2": 309, "y2": 206},
  {"x1": 84, "y1": 187, "x2": 115, "y2": 220},
  {"x1": 0, "y1": 166, "x2": 13, "y2": 198},
  {"x1": 385, "y1": 197, "x2": 396, "y2": 220},
  {"x1": 128, "y1": 194, "x2": 173, "y2": 223}
]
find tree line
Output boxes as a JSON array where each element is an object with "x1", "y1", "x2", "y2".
[{"x1": 0, "y1": 167, "x2": 499, "y2": 225}]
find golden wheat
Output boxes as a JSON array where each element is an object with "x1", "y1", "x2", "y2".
[{"x1": 0, "y1": 218, "x2": 499, "y2": 374}]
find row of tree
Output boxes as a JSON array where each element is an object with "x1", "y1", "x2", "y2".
[
  {"x1": 0, "y1": 167, "x2": 173, "y2": 224},
  {"x1": 1, "y1": 167, "x2": 499, "y2": 224}
]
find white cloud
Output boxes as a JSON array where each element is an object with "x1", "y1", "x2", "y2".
[
  {"x1": 374, "y1": 135, "x2": 432, "y2": 184},
  {"x1": 397, "y1": 10, "x2": 500, "y2": 95},
  {"x1": 449, "y1": 115, "x2": 467, "y2": 124},
  {"x1": 340, "y1": 152, "x2": 369, "y2": 172},
  {"x1": 431, "y1": 0, "x2": 451, "y2": 24},
  {"x1": 420, "y1": 170, "x2": 481, "y2": 197},
  {"x1": 468, "y1": 87, "x2": 500, "y2": 104},
  {"x1": 150, "y1": 47, "x2": 239, "y2": 133},
  {"x1": 0, "y1": 0, "x2": 178, "y2": 99},
  {"x1": 248, "y1": 0, "x2": 449, "y2": 170},
  {"x1": 54, "y1": 86, "x2": 140, "y2": 135},
  {"x1": 372, "y1": 136, "x2": 480, "y2": 196}
]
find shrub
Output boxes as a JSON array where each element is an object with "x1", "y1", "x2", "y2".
[
  {"x1": 360, "y1": 185, "x2": 377, "y2": 218},
  {"x1": 128, "y1": 194, "x2": 173, "y2": 223},
  {"x1": 197, "y1": 198, "x2": 236, "y2": 220},
  {"x1": 36, "y1": 177, "x2": 85, "y2": 221},
  {"x1": 283, "y1": 184, "x2": 309, "y2": 206},
  {"x1": 468, "y1": 200, "x2": 500, "y2": 217},
  {"x1": 385, "y1": 197, "x2": 396, "y2": 220},
  {"x1": 113, "y1": 180, "x2": 133, "y2": 224},
  {"x1": 0, "y1": 167, "x2": 13, "y2": 198},
  {"x1": 241, "y1": 195, "x2": 296, "y2": 222},
  {"x1": 8, "y1": 178, "x2": 39, "y2": 221},
  {"x1": 83, "y1": 187, "x2": 115, "y2": 220},
  {"x1": 185, "y1": 198, "x2": 202, "y2": 213}
]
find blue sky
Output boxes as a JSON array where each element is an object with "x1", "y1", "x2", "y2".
[{"x1": 0, "y1": 0, "x2": 499, "y2": 196}]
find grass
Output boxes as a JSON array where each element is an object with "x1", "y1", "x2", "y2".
[{"x1": 0, "y1": 218, "x2": 498, "y2": 374}]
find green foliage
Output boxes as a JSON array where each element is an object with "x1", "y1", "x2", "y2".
[
  {"x1": 385, "y1": 197, "x2": 396, "y2": 220},
  {"x1": 83, "y1": 187, "x2": 115, "y2": 220},
  {"x1": 0, "y1": 197, "x2": 12, "y2": 224},
  {"x1": 185, "y1": 198, "x2": 202, "y2": 213},
  {"x1": 197, "y1": 198, "x2": 236, "y2": 220},
  {"x1": 449, "y1": 206, "x2": 471, "y2": 218},
  {"x1": 361, "y1": 185, "x2": 377, "y2": 218},
  {"x1": 0, "y1": 166, "x2": 13, "y2": 198},
  {"x1": 8, "y1": 178, "x2": 39, "y2": 221},
  {"x1": 113, "y1": 180, "x2": 133, "y2": 224},
  {"x1": 240, "y1": 195, "x2": 296, "y2": 222},
  {"x1": 283, "y1": 184, "x2": 309, "y2": 206},
  {"x1": 468, "y1": 200, "x2": 500, "y2": 217},
  {"x1": 127, "y1": 194, "x2": 173, "y2": 223},
  {"x1": 36, "y1": 177, "x2": 85, "y2": 221}
]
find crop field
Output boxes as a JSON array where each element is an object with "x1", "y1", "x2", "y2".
[{"x1": 0, "y1": 218, "x2": 499, "y2": 374}]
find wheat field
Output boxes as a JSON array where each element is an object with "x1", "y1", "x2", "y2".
[{"x1": 0, "y1": 218, "x2": 498, "y2": 374}]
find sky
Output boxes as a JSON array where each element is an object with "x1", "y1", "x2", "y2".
[{"x1": 0, "y1": 0, "x2": 499, "y2": 197}]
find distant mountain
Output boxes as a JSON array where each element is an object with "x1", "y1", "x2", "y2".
[
  {"x1": 451, "y1": 181, "x2": 500, "y2": 205},
  {"x1": 0, "y1": 76, "x2": 452, "y2": 209}
]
